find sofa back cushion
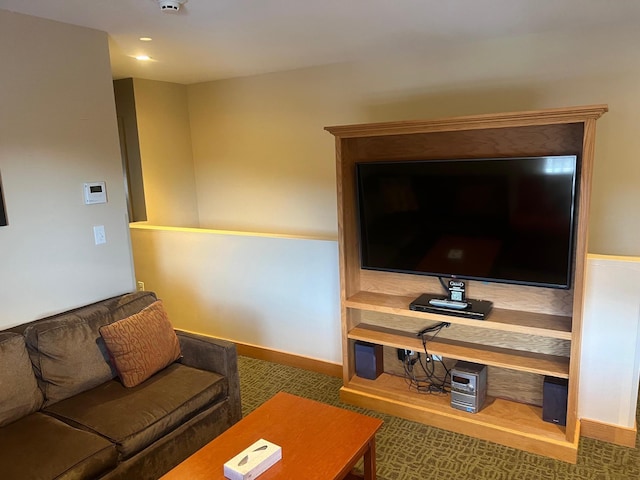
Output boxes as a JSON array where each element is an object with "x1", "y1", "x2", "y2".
[
  {"x1": 17, "y1": 291, "x2": 158, "y2": 406},
  {"x1": 24, "y1": 305, "x2": 116, "y2": 406},
  {"x1": 0, "y1": 332, "x2": 44, "y2": 426},
  {"x1": 107, "y1": 290, "x2": 158, "y2": 323}
]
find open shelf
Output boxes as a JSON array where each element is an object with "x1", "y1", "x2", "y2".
[
  {"x1": 346, "y1": 291, "x2": 573, "y2": 340},
  {"x1": 348, "y1": 324, "x2": 570, "y2": 378},
  {"x1": 341, "y1": 373, "x2": 578, "y2": 462}
]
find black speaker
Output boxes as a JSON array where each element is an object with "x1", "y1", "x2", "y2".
[
  {"x1": 354, "y1": 341, "x2": 383, "y2": 380},
  {"x1": 542, "y1": 376, "x2": 568, "y2": 426}
]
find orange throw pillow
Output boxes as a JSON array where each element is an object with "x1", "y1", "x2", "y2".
[{"x1": 100, "y1": 300, "x2": 181, "y2": 387}]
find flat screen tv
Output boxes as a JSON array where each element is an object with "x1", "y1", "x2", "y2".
[{"x1": 356, "y1": 155, "x2": 578, "y2": 289}]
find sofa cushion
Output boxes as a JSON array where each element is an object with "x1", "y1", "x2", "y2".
[
  {"x1": 23, "y1": 304, "x2": 115, "y2": 406},
  {"x1": 100, "y1": 300, "x2": 182, "y2": 387},
  {"x1": 0, "y1": 412, "x2": 117, "y2": 480},
  {"x1": 44, "y1": 363, "x2": 227, "y2": 459},
  {"x1": 0, "y1": 333, "x2": 44, "y2": 427},
  {"x1": 106, "y1": 290, "x2": 157, "y2": 322}
]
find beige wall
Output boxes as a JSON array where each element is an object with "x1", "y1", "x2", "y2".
[
  {"x1": 580, "y1": 255, "x2": 640, "y2": 428},
  {"x1": 133, "y1": 79, "x2": 199, "y2": 227},
  {"x1": 185, "y1": 25, "x2": 640, "y2": 255},
  {"x1": 130, "y1": 225, "x2": 341, "y2": 363},
  {"x1": 0, "y1": 11, "x2": 135, "y2": 328},
  {"x1": 113, "y1": 78, "x2": 147, "y2": 222},
  {"x1": 187, "y1": 68, "x2": 350, "y2": 237}
]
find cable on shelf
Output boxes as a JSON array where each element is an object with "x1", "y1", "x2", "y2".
[{"x1": 403, "y1": 322, "x2": 452, "y2": 394}]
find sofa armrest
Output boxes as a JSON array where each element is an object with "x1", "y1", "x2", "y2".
[{"x1": 175, "y1": 330, "x2": 242, "y2": 423}]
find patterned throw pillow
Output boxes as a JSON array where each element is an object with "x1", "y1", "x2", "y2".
[{"x1": 99, "y1": 300, "x2": 181, "y2": 388}]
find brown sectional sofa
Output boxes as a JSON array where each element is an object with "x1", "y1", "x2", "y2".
[{"x1": 0, "y1": 291, "x2": 242, "y2": 480}]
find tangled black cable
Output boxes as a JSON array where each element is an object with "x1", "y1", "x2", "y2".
[{"x1": 403, "y1": 321, "x2": 452, "y2": 394}]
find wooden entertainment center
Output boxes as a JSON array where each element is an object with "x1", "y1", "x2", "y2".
[{"x1": 325, "y1": 105, "x2": 608, "y2": 463}]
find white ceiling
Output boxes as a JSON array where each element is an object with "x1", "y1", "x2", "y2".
[{"x1": 2, "y1": 0, "x2": 640, "y2": 85}]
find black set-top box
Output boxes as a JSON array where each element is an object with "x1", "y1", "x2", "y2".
[{"x1": 409, "y1": 293, "x2": 493, "y2": 320}]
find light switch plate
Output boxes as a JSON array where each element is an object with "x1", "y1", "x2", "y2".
[{"x1": 93, "y1": 225, "x2": 106, "y2": 245}]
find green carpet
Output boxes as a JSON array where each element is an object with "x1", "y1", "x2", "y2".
[{"x1": 238, "y1": 356, "x2": 639, "y2": 480}]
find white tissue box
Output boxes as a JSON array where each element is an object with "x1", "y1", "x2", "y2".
[{"x1": 223, "y1": 439, "x2": 282, "y2": 480}]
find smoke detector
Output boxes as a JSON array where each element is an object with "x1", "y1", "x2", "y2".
[{"x1": 156, "y1": 0, "x2": 187, "y2": 12}]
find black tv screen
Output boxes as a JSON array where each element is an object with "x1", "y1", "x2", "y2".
[{"x1": 356, "y1": 156, "x2": 578, "y2": 289}]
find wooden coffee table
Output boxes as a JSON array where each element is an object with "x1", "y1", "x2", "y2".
[{"x1": 161, "y1": 391, "x2": 383, "y2": 480}]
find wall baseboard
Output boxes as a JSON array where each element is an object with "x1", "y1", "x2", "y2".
[
  {"x1": 580, "y1": 418, "x2": 637, "y2": 447},
  {"x1": 236, "y1": 342, "x2": 342, "y2": 378}
]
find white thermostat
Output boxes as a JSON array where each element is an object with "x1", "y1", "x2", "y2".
[{"x1": 84, "y1": 182, "x2": 107, "y2": 204}]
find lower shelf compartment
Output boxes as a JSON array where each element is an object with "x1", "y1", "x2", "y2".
[
  {"x1": 348, "y1": 324, "x2": 570, "y2": 378},
  {"x1": 342, "y1": 373, "x2": 578, "y2": 463}
]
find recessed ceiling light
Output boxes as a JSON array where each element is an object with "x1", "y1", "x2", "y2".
[
  {"x1": 135, "y1": 55, "x2": 151, "y2": 61},
  {"x1": 139, "y1": 37, "x2": 153, "y2": 42}
]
